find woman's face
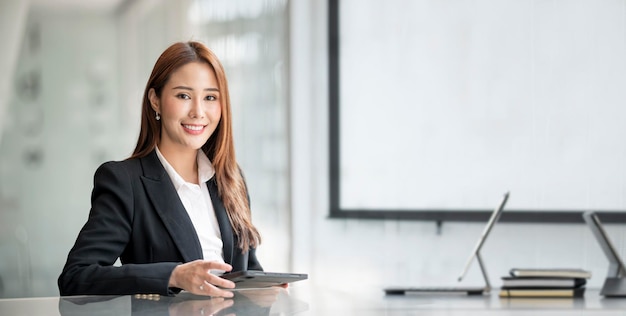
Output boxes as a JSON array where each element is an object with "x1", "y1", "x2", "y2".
[{"x1": 149, "y1": 61, "x2": 222, "y2": 153}]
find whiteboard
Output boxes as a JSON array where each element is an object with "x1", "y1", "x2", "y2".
[{"x1": 336, "y1": 0, "x2": 626, "y2": 213}]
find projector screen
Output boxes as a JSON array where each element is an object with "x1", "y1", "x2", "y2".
[{"x1": 329, "y1": 0, "x2": 626, "y2": 221}]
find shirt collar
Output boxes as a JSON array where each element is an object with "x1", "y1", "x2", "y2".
[
  {"x1": 197, "y1": 149, "x2": 215, "y2": 183},
  {"x1": 155, "y1": 147, "x2": 215, "y2": 190}
]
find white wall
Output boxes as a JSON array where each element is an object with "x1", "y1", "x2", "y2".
[{"x1": 290, "y1": 0, "x2": 626, "y2": 293}]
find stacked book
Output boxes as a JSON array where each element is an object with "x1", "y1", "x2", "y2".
[{"x1": 499, "y1": 268, "x2": 591, "y2": 298}]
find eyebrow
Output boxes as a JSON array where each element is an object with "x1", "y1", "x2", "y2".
[{"x1": 172, "y1": 86, "x2": 219, "y2": 92}]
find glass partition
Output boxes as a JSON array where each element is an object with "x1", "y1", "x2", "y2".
[{"x1": 0, "y1": 0, "x2": 290, "y2": 298}]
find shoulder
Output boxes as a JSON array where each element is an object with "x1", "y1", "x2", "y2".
[
  {"x1": 96, "y1": 157, "x2": 141, "y2": 175},
  {"x1": 93, "y1": 156, "x2": 146, "y2": 185},
  {"x1": 95, "y1": 151, "x2": 165, "y2": 183}
]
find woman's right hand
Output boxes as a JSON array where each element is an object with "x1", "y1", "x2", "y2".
[{"x1": 168, "y1": 260, "x2": 236, "y2": 297}]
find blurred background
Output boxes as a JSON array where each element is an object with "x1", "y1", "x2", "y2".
[
  {"x1": 0, "y1": 0, "x2": 293, "y2": 297},
  {"x1": 1, "y1": 0, "x2": 625, "y2": 299}
]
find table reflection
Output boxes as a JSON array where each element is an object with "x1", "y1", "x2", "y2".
[{"x1": 58, "y1": 288, "x2": 308, "y2": 316}]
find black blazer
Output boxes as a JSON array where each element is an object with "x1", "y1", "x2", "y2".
[{"x1": 58, "y1": 150, "x2": 262, "y2": 296}]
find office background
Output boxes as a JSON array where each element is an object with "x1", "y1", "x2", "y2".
[{"x1": 0, "y1": 0, "x2": 624, "y2": 299}]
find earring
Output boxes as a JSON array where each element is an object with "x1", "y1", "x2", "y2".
[{"x1": 155, "y1": 112, "x2": 160, "y2": 120}]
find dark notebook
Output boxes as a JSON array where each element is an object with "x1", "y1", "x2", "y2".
[{"x1": 499, "y1": 287, "x2": 585, "y2": 298}]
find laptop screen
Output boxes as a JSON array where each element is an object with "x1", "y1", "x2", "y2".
[{"x1": 457, "y1": 191, "x2": 510, "y2": 282}]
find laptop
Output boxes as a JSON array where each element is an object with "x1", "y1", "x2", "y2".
[{"x1": 384, "y1": 191, "x2": 510, "y2": 295}]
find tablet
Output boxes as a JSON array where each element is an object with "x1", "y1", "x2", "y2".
[{"x1": 220, "y1": 271, "x2": 308, "y2": 289}]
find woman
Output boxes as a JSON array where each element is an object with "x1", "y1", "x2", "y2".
[{"x1": 58, "y1": 41, "x2": 262, "y2": 297}]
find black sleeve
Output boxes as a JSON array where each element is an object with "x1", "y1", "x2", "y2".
[
  {"x1": 58, "y1": 162, "x2": 178, "y2": 296},
  {"x1": 247, "y1": 247, "x2": 263, "y2": 271}
]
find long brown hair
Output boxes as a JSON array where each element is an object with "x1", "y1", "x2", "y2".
[{"x1": 130, "y1": 41, "x2": 260, "y2": 252}]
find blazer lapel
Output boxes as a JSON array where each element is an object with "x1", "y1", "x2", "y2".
[
  {"x1": 139, "y1": 151, "x2": 203, "y2": 262},
  {"x1": 207, "y1": 178, "x2": 235, "y2": 264}
]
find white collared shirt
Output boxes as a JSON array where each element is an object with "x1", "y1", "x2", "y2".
[{"x1": 155, "y1": 147, "x2": 225, "y2": 263}]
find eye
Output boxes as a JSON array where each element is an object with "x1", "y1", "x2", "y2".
[
  {"x1": 176, "y1": 94, "x2": 191, "y2": 100},
  {"x1": 205, "y1": 95, "x2": 217, "y2": 101}
]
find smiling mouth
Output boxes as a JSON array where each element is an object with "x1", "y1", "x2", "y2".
[{"x1": 182, "y1": 124, "x2": 205, "y2": 131}]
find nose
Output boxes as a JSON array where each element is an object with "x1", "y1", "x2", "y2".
[{"x1": 189, "y1": 97, "x2": 204, "y2": 119}]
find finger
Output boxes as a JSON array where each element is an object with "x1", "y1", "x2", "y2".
[
  {"x1": 197, "y1": 278, "x2": 222, "y2": 294},
  {"x1": 199, "y1": 280, "x2": 234, "y2": 297},
  {"x1": 200, "y1": 261, "x2": 233, "y2": 272},
  {"x1": 196, "y1": 278, "x2": 234, "y2": 297},
  {"x1": 204, "y1": 284, "x2": 234, "y2": 298},
  {"x1": 206, "y1": 274, "x2": 236, "y2": 289},
  {"x1": 209, "y1": 297, "x2": 225, "y2": 303}
]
